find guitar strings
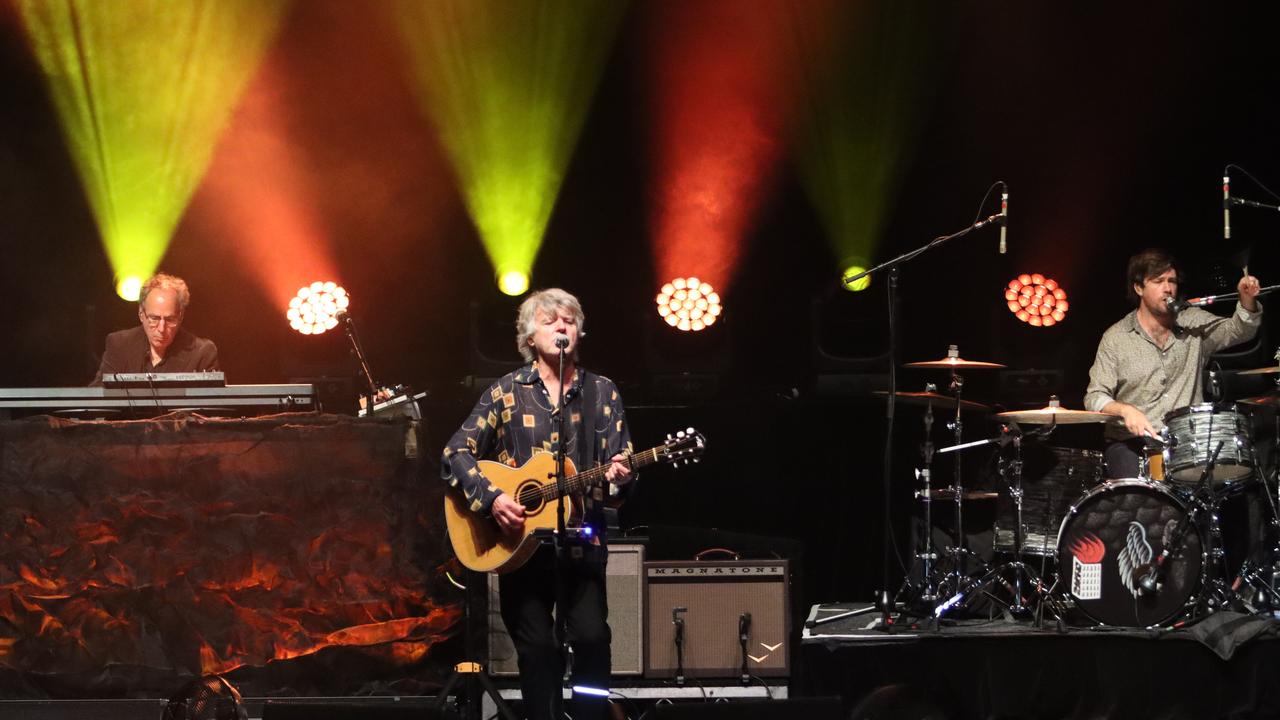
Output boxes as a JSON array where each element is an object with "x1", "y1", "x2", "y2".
[{"x1": 516, "y1": 447, "x2": 666, "y2": 506}]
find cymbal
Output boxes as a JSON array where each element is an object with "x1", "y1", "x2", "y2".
[
  {"x1": 905, "y1": 356, "x2": 1005, "y2": 369},
  {"x1": 872, "y1": 390, "x2": 990, "y2": 412},
  {"x1": 994, "y1": 405, "x2": 1116, "y2": 424},
  {"x1": 1237, "y1": 366, "x2": 1280, "y2": 376},
  {"x1": 916, "y1": 488, "x2": 999, "y2": 501},
  {"x1": 1239, "y1": 393, "x2": 1280, "y2": 407}
]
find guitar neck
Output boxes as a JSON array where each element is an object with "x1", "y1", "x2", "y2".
[{"x1": 555, "y1": 445, "x2": 667, "y2": 499}]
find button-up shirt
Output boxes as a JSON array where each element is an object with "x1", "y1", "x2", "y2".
[
  {"x1": 1084, "y1": 303, "x2": 1262, "y2": 440},
  {"x1": 441, "y1": 363, "x2": 633, "y2": 534}
]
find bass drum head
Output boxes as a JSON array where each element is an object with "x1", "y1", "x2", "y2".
[{"x1": 1056, "y1": 480, "x2": 1202, "y2": 627}]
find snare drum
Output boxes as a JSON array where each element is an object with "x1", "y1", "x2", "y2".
[
  {"x1": 1056, "y1": 480, "x2": 1203, "y2": 627},
  {"x1": 1162, "y1": 403, "x2": 1254, "y2": 486}
]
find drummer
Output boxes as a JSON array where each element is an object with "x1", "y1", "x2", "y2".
[{"x1": 1084, "y1": 248, "x2": 1263, "y2": 478}]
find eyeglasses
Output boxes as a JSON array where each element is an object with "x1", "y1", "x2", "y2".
[{"x1": 141, "y1": 312, "x2": 181, "y2": 328}]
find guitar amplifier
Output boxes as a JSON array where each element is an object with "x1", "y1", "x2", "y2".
[
  {"x1": 488, "y1": 542, "x2": 645, "y2": 676},
  {"x1": 644, "y1": 559, "x2": 790, "y2": 679}
]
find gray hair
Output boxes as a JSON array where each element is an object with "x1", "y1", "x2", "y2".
[
  {"x1": 139, "y1": 273, "x2": 191, "y2": 313},
  {"x1": 516, "y1": 288, "x2": 586, "y2": 363}
]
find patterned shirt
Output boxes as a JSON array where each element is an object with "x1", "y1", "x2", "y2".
[
  {"x1": 1084, "y1": 303, "x2": 1262, "y2": 440},
  {"x1": 441, "y1": 364, "x2": 633, "y2": 534}
]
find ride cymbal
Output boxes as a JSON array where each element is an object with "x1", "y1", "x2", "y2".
[{"x1": 1237, "y1": 366, "x2": 1280, "y2": 376}]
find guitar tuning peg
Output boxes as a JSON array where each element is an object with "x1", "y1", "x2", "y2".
[
  {"x1": 666, "y1": 433, "x2": 673, "y2": 440},
  {"x1": 693, "y1": 458, "x2": 700, "y2": 464},
  {"x1": 676, "y1": 430, "x2": 685, "y2": 438},
  {"x1": 686, "y1": 427, "x2": 694, "y2": 434}
]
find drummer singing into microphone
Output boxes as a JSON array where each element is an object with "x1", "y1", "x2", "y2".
[{"x1": 1084, "y1": 248, "x2": 1263, "y2": 479}]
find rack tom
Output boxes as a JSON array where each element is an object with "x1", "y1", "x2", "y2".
[{"x1": 1162, "y1": 403, "x2": 1254, "y2": 487}]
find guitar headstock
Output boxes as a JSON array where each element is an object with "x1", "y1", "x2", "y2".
[{"x1": 660, "y1": 427, "x2": 706, "y2": 466}]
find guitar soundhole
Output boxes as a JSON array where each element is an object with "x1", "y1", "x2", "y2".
[{"x1": 516, "y1": 481, "x2": 545, "y2": 514}]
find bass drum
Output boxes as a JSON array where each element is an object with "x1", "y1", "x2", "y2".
[{"x1": 1056, "y1": 480, "x2": 1203, "y2": 627}]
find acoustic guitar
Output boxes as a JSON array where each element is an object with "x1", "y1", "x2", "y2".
[{"x1": 445, "y1": 428, "x2": 705, "y2": 573}]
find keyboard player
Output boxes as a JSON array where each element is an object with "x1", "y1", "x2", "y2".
[{"x1": 90, "y1": 273, "x2": 219, "y2": 386}]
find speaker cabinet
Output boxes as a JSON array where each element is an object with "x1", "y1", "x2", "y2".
[
  {"x1": 648, "y1": 698, "x2": 841, "y2": 719},
  {"x1": 644, "y1": 560, "x2": 790, "y2": 679},
  {"x1": 488, "y1": 542, "x2": 645, "y2": 676}
]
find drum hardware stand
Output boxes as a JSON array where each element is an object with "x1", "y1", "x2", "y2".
[
  {"x1": 891, "y1": 384, "x2": 941, "y2": 616},
  {"x1": 842, "y1": 188, "x2": 1007, "y2": 628},
  {"x1": 1137, "y1": 442, "x2": 1222, "y2": 617},
  {"x1": 933, "y1": 423, "x2": 1063, "y2": 623},
  {"x1": 1227, "y1": 411, "x2": 1280, "y2": 617},
  {"x1": 926, "y1": 352, "x2": 994, "y2": 605}
]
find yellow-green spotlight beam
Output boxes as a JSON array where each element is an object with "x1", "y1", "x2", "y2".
[
  {"x1": 18, "y1": 0, "x2": 288, "y2": 296},
  {"x1": 787, "y1": 1, "x2": 937, "y2": 288},
  {"x1": 389, "y1": 0, "x2": 627, "y2": 294}
]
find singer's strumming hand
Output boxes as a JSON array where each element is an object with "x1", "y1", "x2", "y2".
[{"x1": 491, "y1": 493, "x2": 526, "y2": 535}]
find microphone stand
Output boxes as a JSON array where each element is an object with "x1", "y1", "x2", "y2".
[
  {"x1": 553, "y1": 339, "x2": 571, "y2": 714},
  {"x1": 1184, "y1": 285, "x2": 1280, "y2": 308},
  {"x1": 338, "y1": 311, "x2": 379, "y2": 414},
  {"x1": 843, "y1": 201, "x2": 1005, "y2": 628}
]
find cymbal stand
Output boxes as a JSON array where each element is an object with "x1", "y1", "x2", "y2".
[
  {"x1": 1235, "y1": 421, "x2": 1280, "y2": 615},
  {"x1": 918, "y1": 389, "x2": 939, "y2": 604},
  {"x1": 944, "y1": 355, "x2": 974, "y2": 596},
  {"x1": 933, "y1": 423, "x2": 1063, "y2": 623},
  {"x1": 892, "y1": 385, "x2": 941, "y2": 615}
]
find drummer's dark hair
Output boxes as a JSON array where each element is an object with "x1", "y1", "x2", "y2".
[{"x1": 1126, "y1": 249, "x2": 1179, "y2": 306}]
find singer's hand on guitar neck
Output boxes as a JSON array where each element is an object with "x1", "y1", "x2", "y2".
[
  {"x1": 605, "y1": 453, "x2": 633, "y2": 485},
  {"x1": 1238, "y1": 274, "x2": 1262, "y2": 312},
  {"x1": 491, "y1": 493, "x2": 526, "y2": 535}
]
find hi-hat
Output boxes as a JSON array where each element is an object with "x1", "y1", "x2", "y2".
[
  {"x1": 872, "y1": 390, "x2": 990, "y2": 412},
  {"x1": 1237, "y1": 366, "x2": 1280, "y2": 376},
  {"x1": 905, "y1": 344, "x2": 1004, "y2": 370},
  {"x1": 904, "y1": 356, "x2": 1005, "y2": 369},
  {"x1": 995, "y1": 403, "x2": 1116, "y2": 424}
]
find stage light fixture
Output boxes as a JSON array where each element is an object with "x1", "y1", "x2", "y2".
[
  {"x1": 498, "y1": 270, "x2": 530, "y2": 297},
  {"x1": 841, "y1": 264, "x2": 872, "y2": 292},
  {"x1": 1005, "y1": 274, "x2": 1068, "y2": 327},
  {"x1": 116, "y1": 276, "x2": 143, "y2": 302},
  {"x1": 656, "y1": 277, "x2": 722, "y2": 332},
  {"x1": 287, "y1": 281, "x2": 349, "y2": 335}
]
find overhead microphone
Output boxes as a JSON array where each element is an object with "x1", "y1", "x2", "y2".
[
  {"x1": 1223, "y1": 172, "x2": 1231, "y2": 242},
  {"x1": 999, "y1": 188, "x2": 1008, "y2": 254}
]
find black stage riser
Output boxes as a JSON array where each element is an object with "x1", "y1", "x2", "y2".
[{"x1": 0, "y1": 699, "x2": 166, "y2": 720}]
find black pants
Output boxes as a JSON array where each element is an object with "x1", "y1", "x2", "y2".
[
  {"x1": 498, "y1": 543, "x2": 611, "y2": 720},
  {"x1": 1103, "y1": 439, "x2": 1145, "y2": 479}
]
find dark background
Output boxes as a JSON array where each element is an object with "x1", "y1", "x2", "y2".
[{"x1": 4, "y1": 2, "x2": 1280, "y2": 610}]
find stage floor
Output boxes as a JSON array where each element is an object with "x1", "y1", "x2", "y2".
[{"x1": 801, "y1": 603, "x2": 1280, "y2": 720}]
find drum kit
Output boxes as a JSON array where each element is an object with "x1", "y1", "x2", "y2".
[{"x1": 892, "y1": 345, "x2": 1280, "y2": 629}]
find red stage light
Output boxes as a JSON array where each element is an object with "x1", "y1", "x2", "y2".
[{"x1": 1005, "y1": 274, "x2": 1068, "y2": 327}]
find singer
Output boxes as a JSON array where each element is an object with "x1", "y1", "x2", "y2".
[
  {"x1": 441, "y1": 288, "x2": 634, "y2": 720},
  {"x1": 1084, "y1": 249, "x2": 1263, "y2": 478},
  {"x1": 89, "y1": 272, "x2": 220, "y2": 386}
]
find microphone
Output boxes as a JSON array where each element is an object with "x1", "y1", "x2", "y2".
[
  {"x1": 554, "y1": 333, "x2": 570, "y2": 350},
  {"x1": 1164, "y1": 296, "x2": 1189, "y2": 313},
  {"x1": 1135, "y1": 562, "x2": 1160, "y2": 595},
  {"x1": 1224, "y1": 173, "x2": 1231, "y2": 241},
  {"x1": 999, "y1": 188, "x2": 1008, "y2": 254}
]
